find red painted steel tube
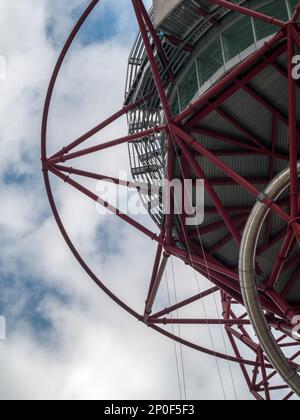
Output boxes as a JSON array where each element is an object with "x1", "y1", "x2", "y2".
[
  {"x1": 189, "y1": 214, "x2": 246, "y2": 237},
  {"x1": 148, "y1": 318, "x2": 251, "y2": 326},
  {"x1": 175, "y1": 135, "x2": 241, "y2": 243},
  {"x1": 47, "y1": 124, "x2": 166, "y2": 166},
  {"x1": 281, "y1": 266, "x2": 300, "y2": 299},
  {"x1": 292, "y1": 1, "x2": 300, "y2": 22},
  {"x1": 53, "y1": 165, "x2": 140, "y2": 189},
  {"x1": 172, "y1": 124, "x2": 292, "y2": 224},
  {"x1": 193, "y1": 128, "x2": 263, "y2": 153},
  {"x1": 186, "y1": 45, "x2": 286, "y2": 128},
  {"x1": 226, "y1": 326, "x2": 259, "y2": 352},
  {"x1": 41, "y1": 0, "x2": 100, "y2": 161},
  {"x1": 226, "y1": 329, "x2": 253, "y2": 390},
  {"x1": 258, "y1": 348, "x2": 271, "y2": 400},
  {"x1": 49, "y1": 166, "x2": 160, "y2": 243},
  {"x1": 145, "y1": 242, "x2": 164, "y2": 306},
  {"x1": 266, "y1": 288, "x2": 297, "y2": 320},
  {"x1": 208, "y1": 218, "x2": 247, "y2": 254},
  {"x1": 216, "y1": 108, "x2": 269, "y2": 153},
  {"x1": 243, "y1": 85, "x2": 294, "y2": 128},
  {"x1": 266, "y1": 229, "x2": 295, "y2": 289},
  {"x1": 41, "y1": 0, "x2": 300, "y2": 398},
  {"x1": 150, "y1": 324, "x2": 264, "y2": 367},
  {"x1": 144, "y1": 254, "x2": 169, "y2": 322},
  {"x1": 291, "y1": 24, "x2": 300, "y2": 49},
  {"x1": 166, "y1": 244, "x2": 239, "y2": 282},
  {"x1": 50, "y1": 91, "x2": 155, "y2": 160},
  {"x1": 138, "y1": 0, "x2": 175, "y2": 83},
  {"x1": 209, "y1": 0, "x2": 285, "y2": 27},
  {"x1": 131, "y1": 0, "x2": 176, "y2": 245},
  {"x1": 165, "y1": 132, "x2": 175, "y2": 246},
  {"x1": 258, "y1": 226, "x2": 286, "y2": 255},
  {"x1": 131, "y1": 0, "x2": 173, "y2": 123},
  {"x1": 151, "y1": 287, "x2": 219, "y2": 319}
]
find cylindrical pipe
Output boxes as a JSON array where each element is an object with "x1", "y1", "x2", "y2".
[{"x1": 239, "y1": 162, "x2": 300, "y2": 397}]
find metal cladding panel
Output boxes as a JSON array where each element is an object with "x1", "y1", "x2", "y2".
[
  {"x1": 195, "y1": 155, "x2": 269, "y2": 180},
  {"x1": 221, "y1": 89, "x2": 273, "y2": 145},
  {"x1": 248, "y1": 65, "x2": 291, "y2": 122},
  {"x1": 126, "y1": 2, "x2": 300, "y2": 304},
  {"x1": 201, "y1": 226, "x2": 229, "y2": 248},
  {"x1": 200, "y1": 111, "x2": 254, "y2": 143},
  {"x1": 153, "y1": 0, "x2": 184, "y2": 27}
]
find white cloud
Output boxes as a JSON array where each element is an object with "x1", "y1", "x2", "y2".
[{"x1": 0, "y1": 0, "x2": 256, "y2": 401}]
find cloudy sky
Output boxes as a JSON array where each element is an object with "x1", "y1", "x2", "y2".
[{"x1": 0, "y1": 0, "x2": 254, "y2": 400}]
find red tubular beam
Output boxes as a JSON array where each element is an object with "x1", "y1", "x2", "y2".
[
  {"x1": 165, "y1": 132, "x2": 175, "y2": 246},
  {"x1": 226, "y1": 327, "x2": 259, "y2": 353},
  {"x1": 281, "y1": 266, "x2": 300, "y2": 299},
  {"x1": 187, "y1": 44, "x2": 286, "y2": 128},
  {"x1": 191, "y1": 262, "x2": 244, "y2": 304},
  {"x1": 148, "y1": 318, "x2": 251, "y2": 326},
  {"x1": 208, "y1": 217, "x2": 247, "y2": 254},
  {"x1": 41, "y1": 0, "x2": 100, "y2": 161},
  {"x1": 282, "y1": 252, "x2": 300, "y2": 273},
  {"x1": 151, "y1": 287, "x2": 219, "y2": 319},
  {"x1": 175, "y1": 135, "x2": 241, "y2": 243},
  {"x1": 217, "y1": 108, "x2": 269, "y2": 153},
  {"x1": 131, "y1": 0, "x2": 173, "y2": 122},
  {"x1": 266, "y1": 229, "x2": 295, "y2": 289},
  {"x1": 50, "y1": 91, "x2": 154, "y2": 159},
  {"x1": 292, "y1": 1, "x2": 300, "y2": 22},
  {"x1": 291, "y1": 24, "x2": 300, "y2": 50},
  {"x1": 145, "y1": 241, "x2": 164, "y2": 307},
  {"x1": 209, "y1": 0, "x2": 285, "y2": 27},
  {"x1": 258, "y1": 348, "x2": 271, "y2": 400},
  {"x1": 189, "y1": 214, "x2": 247, "y2": 237},
  {"x1": 172, "y1": 124, "x2": 292, "y2": 224},
  {"x1": 193, "y1": 129, "x2": 288, "y2": 162},
  {"x1": 47, "y1": 125, "x2": 166, "y2": 166},
  {"x1": 150, "y1": 324, "x2": 265, "y2": 367},
  {"x1": 251, "y1": 354, "x2": 261, "y2": 390},
  {"x1": 53, "y1": 165, "x2": 139, "y2": 189},
  {"x1": 193, "y1": 128, "x2": 263, "y2": 153},
  {"x1": 166, "y1": 244, "x2": 239, "y2": 282},
  {"x1": 49, "y1": 167, "x2": 160, "y2": 243},
  {"x1": 226, "y1": 330, "x2": 253, "y2": 390},
  {"x1": 258, "y1": 226, "x2": 286, "y2": 255},
  {"x1": 138, "y1": 0, "x2": 175, "y2": 83},
  {"x1": 131, "y1": 0, "x2": 175, "y2": 245},
  {"x1": 266, "y1": 289, "x2": 297, "y2": 320}
]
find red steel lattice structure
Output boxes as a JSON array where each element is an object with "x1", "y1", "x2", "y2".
[{"x1": 42, "y1": 0, "x2": 300, "y2": 400}]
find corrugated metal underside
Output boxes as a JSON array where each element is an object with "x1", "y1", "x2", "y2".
[
  {"x1": 125, "y1": 1, "x2": 300, "y2": 305},
  {"x1": 175, "y1": 48, "x2": 300, "y2": 303}
]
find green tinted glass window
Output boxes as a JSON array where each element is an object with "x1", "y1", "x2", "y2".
[
  {"x1": 197, "y1": 37, "x2": 224, "y2": 86},
  {"x1": 254, "y1": 0, "x2": 289, "y2": 41},
  {"x1": 178, "y1": 62, "x2": 198, "y2": 110},
  {"x1": 222, "y1": 16, "x2": 255, "y2": 62}
]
